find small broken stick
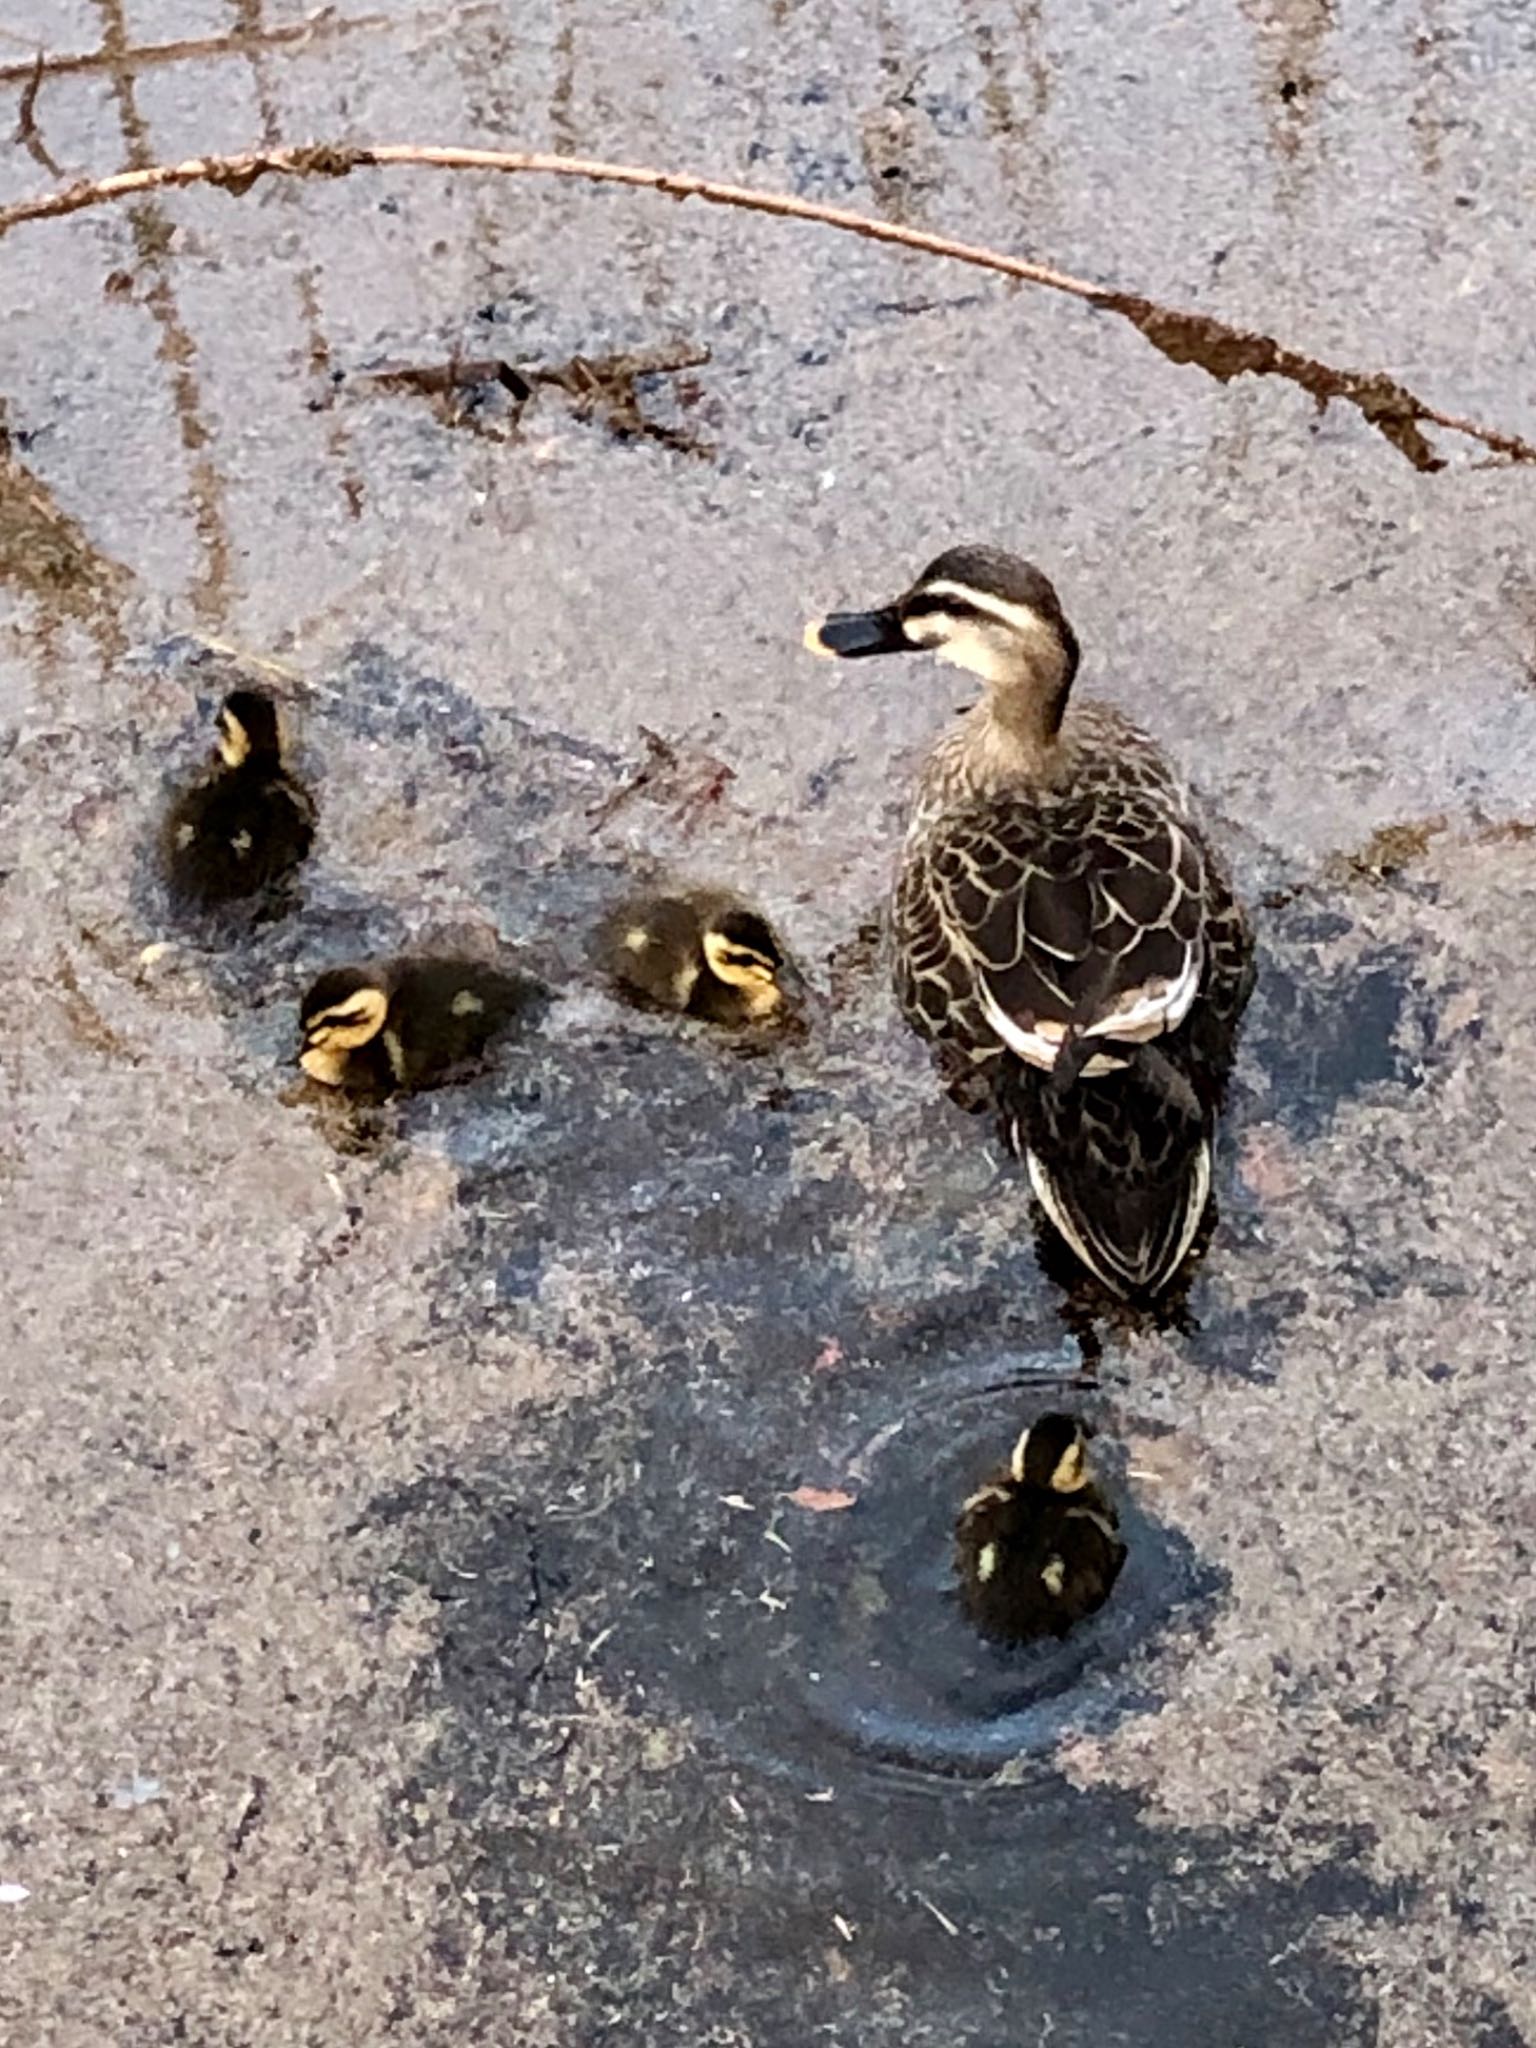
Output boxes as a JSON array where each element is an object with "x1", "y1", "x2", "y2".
[
  {"x1": 587, "y1": 724, "x2": 737, "y2": 833},
  {"x1": 354, "y1": 353, "x2": 534, "y2": 435},
  {"x1": 14, "y1": 52, "x2": 62, "y2": 180},
  {"x1": 538, "y1": 343, "x2": 713, "y2": 456},
  {"x1": 354, "y1": 340, "x2": 713, "y2": 454}
]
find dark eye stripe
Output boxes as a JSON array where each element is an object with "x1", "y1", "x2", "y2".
[
  {"x1": 310, "y1": 1004, "x2": 376, "y2": 1029},
  {"x1": 903, "y1": 592, "x2": 992, "y2": 627}
]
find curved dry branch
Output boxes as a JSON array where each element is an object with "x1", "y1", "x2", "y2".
[{"x1": 0, "y1": 141, "x2": 1530, "y2": 472}]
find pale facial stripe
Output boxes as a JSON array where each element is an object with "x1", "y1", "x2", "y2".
[{"x1": 912, "y1": 580, "x2": 1057, "y2": 639}]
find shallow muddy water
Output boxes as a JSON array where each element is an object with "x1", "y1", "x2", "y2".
[{"x1": 4, "y1": 2, "x2": 1536, "y2": 2043}]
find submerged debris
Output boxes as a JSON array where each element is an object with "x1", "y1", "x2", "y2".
[
  {"x1": 786, "y1": 1484, "x2": 858, "y2": 1513},
  {"x1": 542, "y1": 344, "x2": 713, "y2": 455},
  {"x1": 13, "y1": 51, "x2": 61, "y2": 180},
  {"x1": 354, "y1": 341, "x2": 714, "y2": 455},
  {"x1": 1329, "y1": 814, "x2": 1450, "y2": 884},
  {"x1": 1101, "y1": 294, "x2": 1456, "y2": 472},
  {"x1": 587, "y1": 724, "x2": 737, "y2": 832}
]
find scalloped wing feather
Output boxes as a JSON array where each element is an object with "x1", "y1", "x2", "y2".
[{"x1": 897, "y1": 788, "x2": 1209, "y2": 1071}]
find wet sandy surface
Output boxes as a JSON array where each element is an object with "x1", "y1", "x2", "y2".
[{"x1": 3, "y1": 3, "x2": 1536, "y2": 2043}]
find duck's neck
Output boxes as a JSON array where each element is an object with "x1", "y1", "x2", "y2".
[{"x1": 962, "y1": 663, "x2": 1074, "y2": 785}]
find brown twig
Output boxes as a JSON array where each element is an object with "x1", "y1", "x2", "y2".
[
  {"x1": 0, "y1": 141, "x2": 1531, "y2": 470},
  {"x1": 0, "y1": 9, "x2": 382, "y2": 85},
  {"x1": 587, "y1": 725, "x2": 737, "y2": 832},
  {"x1": 354, "y1": 341, "x2": 713, "y2": 453},
  {"x1": 12, "y1": 51, "x2": 62, "y2": 179}
]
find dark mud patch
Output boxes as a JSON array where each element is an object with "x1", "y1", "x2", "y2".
[
  {"x1": 356, "y1": 914, "x2": 1396, "y2": 2041},
  {"x1": 435, "y1": 998, "x2": 1054, "y2": 1387},
  {"x1": 1237, "y1": 893, "x2": 1431, "y2": 1140},
  {"x1": 363, "y1": 1433, "x2": 1389, "y2": 2047},
  {"x1": 1243, "y1": 947, "x2": 1425, "y2": 1138}
]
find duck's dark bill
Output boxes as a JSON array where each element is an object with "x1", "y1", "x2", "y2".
[{"x1": 813, "y1": 606, "x2": 908, "y2": 658}]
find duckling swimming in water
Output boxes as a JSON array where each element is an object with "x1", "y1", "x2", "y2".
[
  {"x1": 596, "y1": 889, "x2": 802, "y2": 1028},
  {"x1": 806, "y1": 545, "x2": 1253, "y2": 1303},
  {"x1": 954, "y1": 1412, "x2": 1126, "y2": 1644},
  {"x1": 298, "y1": 956, "x2": 542, "y2": 1096},
  {"x1": 161, "y1": 689, "x2": 315, "y2": 917}
]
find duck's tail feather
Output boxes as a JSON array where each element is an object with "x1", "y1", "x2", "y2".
[
  {"x1": 1024, "y1": 1135, "x2": 1210, "y2": 1302},
  {"x1": 999, "y1": 1042, "x2": 1215, "y2": 1302}
]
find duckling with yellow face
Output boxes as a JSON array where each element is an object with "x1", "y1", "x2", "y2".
[
  {"x1": 954, "y1": 1412, "x2": 1126, "y2": 1645},
  {"x1": 596, "y1": 889, "x2": 803, "y2": 1028},
  {"x1": 161, "y1": 689, "x2": 316, "y2": 916},
  {"x1": 298, "y1": 956, "x2": 543, "y2": 1097}
]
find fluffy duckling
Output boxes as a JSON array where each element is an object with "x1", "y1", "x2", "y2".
[
  {"x1": 298, "y1": 956, "x2": 542, "y2": 1096},
  {"x1": 161, "y1": 689, "x2": 315, "y2": 915},
  {"x1": 954, "y1": 1412, "x2": 1126, "y2": 1644},
  {"x1": 596, "y1": 889, "x2": 802, "y2": 1027},
  {"x1": 806, "y1": 546, "x2": 1253, "y2": 1303}
]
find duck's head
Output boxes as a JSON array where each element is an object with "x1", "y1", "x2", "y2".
[
  {"x1": 700, "y1": 907, "x2": 795, "y2": 1018},
  {"x1": 805, "y1": 544, "x2": 1079, "y2": 721},
  {"x1": 1009, "y1": 1412, "x2": 1093, "y2": 1493},
  {"x1": 299, "y1": 965, "x2": 389, "y2": 1084},
  {"x1": 216, "y1": 688, "x2": 284, "y2": 768}
]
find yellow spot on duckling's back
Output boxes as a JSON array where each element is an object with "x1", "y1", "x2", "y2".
[
  {"x1": 623, "y1": 926, "x2": 652, "y2": 953},
  {"x1": 976, "y1": 1542, "x2": 998, "y2": 1583},
  {"x1": 451, "y1": 989, "x2": 485, "y2": 1017},
  {"x1": 1041, "y1": 1556, "x2": 1066, "y2": 1596}
]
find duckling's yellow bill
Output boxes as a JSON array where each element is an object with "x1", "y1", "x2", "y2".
[
  {"x1": 299, "y1": 1044, "x2": 348, "y2": 1087},
  {"x1": 803, "y1": 605, "x2": 909, "y2": 659}
]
